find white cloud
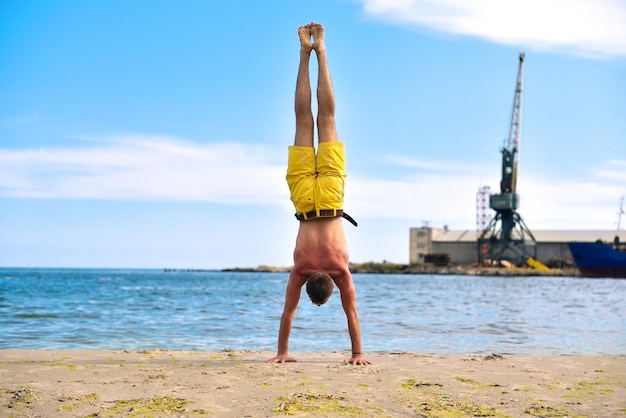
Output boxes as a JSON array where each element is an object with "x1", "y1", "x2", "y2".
[
  {"x1": 346, "y1": 158, "x2": 625, "y2": 230},
  {"x1": 593, "y1": 160, "x2": 626, "y2": 182},
  {"x1": 357, "y1": 0, "x2": 626, "y2": 57},
  {"x1": 519, "y1": 176, "x2": 625, "y2": 229},
  {"x1": 0, "y1": 135, "x2": 290, "y2": 206},
  {"x1": 1, "y1": 136, "x2": 624, "y2": 230},
  {"x1": 385, "y1": 155, "x2": 478, "y2": 172}
]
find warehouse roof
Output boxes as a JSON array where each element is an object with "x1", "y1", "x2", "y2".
[{"x1": 417, "y1": 228, "x2": 626, "y2": 243}]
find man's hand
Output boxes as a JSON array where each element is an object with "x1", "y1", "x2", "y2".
[
  {"x1": 267, "y1": 354, "x2": 297, "y2": 364},
  {"x1": 345, "y1": 354, "x2": 371, "y2": 366}
]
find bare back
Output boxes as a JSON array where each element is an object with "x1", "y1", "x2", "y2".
[{"x1": 292, "y1": 217, "x2": 350, "y2": 284}]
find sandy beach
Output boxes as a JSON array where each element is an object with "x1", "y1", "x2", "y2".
[{"x1": 1, "y1": 350, "x2": 624, "y2": 417}]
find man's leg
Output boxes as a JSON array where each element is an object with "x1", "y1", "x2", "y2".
[
  {"x1": 311, "y1": 23, "x2": 338, "y2": 143},
  {"x1": 294, "y1": 25, "x2": 314, "y2": 147},
  {"x1": 286, "y1": 24, "x2": 318, "y2": 215}
]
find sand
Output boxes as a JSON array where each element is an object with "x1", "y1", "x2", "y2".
[{"x1": 1, "y1": 350, "x2": 625, "y2": 417}]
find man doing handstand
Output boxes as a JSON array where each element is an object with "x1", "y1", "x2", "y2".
[{"x1": 268, "y1": 22, "x2": 370, "y2": 366}]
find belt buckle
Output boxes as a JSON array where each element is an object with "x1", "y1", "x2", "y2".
[{"x1": 318, "y1": 209, "x2": 336, "y2": 218}]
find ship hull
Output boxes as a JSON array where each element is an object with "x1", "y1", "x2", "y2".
[{"x1": 568, "y1": 242, "x2": 626, "y2": 278}]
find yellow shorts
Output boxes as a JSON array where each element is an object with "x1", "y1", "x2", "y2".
[{"x1": 286, "y1": 142, "x2": 346, "y2": 214}]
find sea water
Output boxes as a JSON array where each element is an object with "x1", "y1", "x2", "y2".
[{"x1": 1, "y1": 268, "x2": 624, "y2": 355}]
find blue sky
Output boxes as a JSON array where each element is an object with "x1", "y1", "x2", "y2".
[{"x1": 1, "y1": 0, "x2": 625, "y2": 268}]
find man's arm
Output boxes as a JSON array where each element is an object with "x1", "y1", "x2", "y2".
[
  {"x1": 268, "y1": 272, "x2": 304, "y2": 363},
  {"x1": 338, "y1": 274, "x2": 371, "y2": 365}
]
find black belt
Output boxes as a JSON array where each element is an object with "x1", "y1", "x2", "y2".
[{"x1": 295, "y1": 209, "x2": 358, "y2": 227}]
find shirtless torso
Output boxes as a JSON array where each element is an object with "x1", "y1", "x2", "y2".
[{"x1": 293, "y1": 218, "x2": 350, "y2": 283}]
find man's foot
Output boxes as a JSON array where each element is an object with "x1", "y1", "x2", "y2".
[
  {"x1": 309, "y1": 22, "x2": 325, "y2": 52},
  {"x1": 298, "y1": 25, "x2": 312, "y2": 52}
]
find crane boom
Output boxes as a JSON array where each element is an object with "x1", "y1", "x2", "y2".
[
  {"x1": 498, "y1": 52, "x2": 525, "y2": 197},
  {"x1": 507, "y1": 53, "x2": 525, "y2": 193}
]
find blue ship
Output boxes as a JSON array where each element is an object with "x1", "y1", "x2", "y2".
[{"x1": 568, "y1": 241, "x2": 626, "y2": 278}]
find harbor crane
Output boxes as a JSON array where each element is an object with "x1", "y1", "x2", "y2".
[{"x1": 477, "y1": 53, "x2": 538, "y2": 266}]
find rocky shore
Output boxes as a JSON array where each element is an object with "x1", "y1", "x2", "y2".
[{"x1": 221, "y1": 262, "x2": 581, "y2": 277}]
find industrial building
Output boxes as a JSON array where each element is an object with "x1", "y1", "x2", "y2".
[{"x1": 410, "y1": 227, "x2": 626, "y2": 267}]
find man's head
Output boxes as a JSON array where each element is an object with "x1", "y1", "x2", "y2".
[{"x1": 306, "y1": 272, "x2": 335, "y2": 305}]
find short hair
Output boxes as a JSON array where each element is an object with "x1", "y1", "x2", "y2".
[{"x1": 306, "y1": 272, "x2": 334, "y2": 305}]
